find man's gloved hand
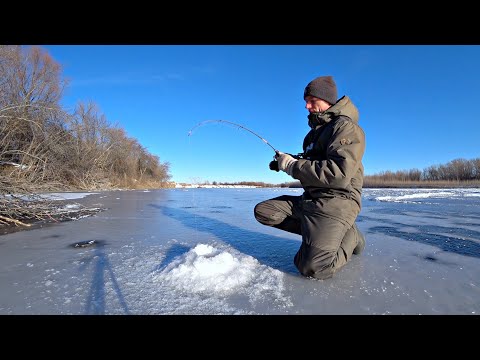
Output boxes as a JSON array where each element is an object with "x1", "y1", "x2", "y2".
[{"x1": 275, "y1": 151, "x2": 298, "y2": 176}]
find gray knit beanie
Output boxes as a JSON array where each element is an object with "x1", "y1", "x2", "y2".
[{"x1": 303, "y1": 76, "x2": 338, "y2": 105}]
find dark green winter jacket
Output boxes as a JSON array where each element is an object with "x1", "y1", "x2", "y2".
[{"x1": 289, "y1": 95, "x2": 365, "y2": 224}]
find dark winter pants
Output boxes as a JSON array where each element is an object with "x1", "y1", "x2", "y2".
[{"x1": 254, "y1": 194, "x2": 363, "y2": 280}]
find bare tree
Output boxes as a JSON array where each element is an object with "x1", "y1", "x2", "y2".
[
  {"x1": 471, "y1": 158, "x2": 480, "y2": 180},
  {"x1": 0, "y1": 45, "x2": 68, "y2": 178}
]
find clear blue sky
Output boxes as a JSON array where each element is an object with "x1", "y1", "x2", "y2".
[{"x1": 41, "y1": 45, "x2": 480, "y2": 185}]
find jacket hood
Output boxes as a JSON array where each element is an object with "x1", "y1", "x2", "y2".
[{"x1": 307, "y1": 96, "x2": 359, "y2": 129}]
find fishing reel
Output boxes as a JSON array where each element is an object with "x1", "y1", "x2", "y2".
[{"x1": 269, "y1": 153, "x2": 305, "y2": 172}]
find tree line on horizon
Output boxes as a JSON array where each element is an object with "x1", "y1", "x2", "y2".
[
  {"x1": 362, "y1": 157, "x2": 480, "y2": 187},
  {"x1": 0, "y1": 45, "x2": 172, "y2": 197}
]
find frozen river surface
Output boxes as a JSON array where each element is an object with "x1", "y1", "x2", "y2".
[{"x1": 0, "y1": 187, "x2": 479, "y2": 315}]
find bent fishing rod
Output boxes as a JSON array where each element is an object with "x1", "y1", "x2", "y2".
[{"x1": 188, "y1": 119, "x2": 279, "y2": 154}]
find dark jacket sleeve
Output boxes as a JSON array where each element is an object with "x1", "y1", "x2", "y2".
[{"x1": 290, "y1": 119, "x2": 365, "y2": 190}]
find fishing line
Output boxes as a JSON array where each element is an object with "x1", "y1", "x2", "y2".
[
  {"x1": 186, "y1": 120, "x2": 277, "y2": 233},
  {"x1": 188, "y1": 119, "x2": 278, "y2": 154}
]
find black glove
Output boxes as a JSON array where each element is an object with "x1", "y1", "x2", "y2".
[{"x1": 269, "y1": 160, "x2": 279, "y2": 172}]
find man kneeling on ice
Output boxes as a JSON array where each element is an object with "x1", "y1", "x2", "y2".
[{"x1": 254, "y1": 75, "x2": 366, "y2": 280}]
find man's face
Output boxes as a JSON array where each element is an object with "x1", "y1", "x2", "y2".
[{"x1": 305, "y1": 95, "x2": 330, "y2": 113}]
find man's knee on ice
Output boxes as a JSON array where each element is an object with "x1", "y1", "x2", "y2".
[
  {"x1": 294, "y1": 245, "x2": 337, "y2": 280},
  {"x1": 297, "y1": 260, "x2": 335, "y2": 280}
]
